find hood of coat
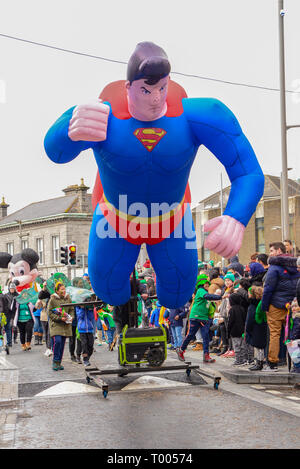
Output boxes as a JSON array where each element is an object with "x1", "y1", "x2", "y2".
[
  {"x1": 211, "y1": 277, "x2": 224, "y2": 288},
  {"x1": 229, "y1": 293, "x2": 243, "y2": 307},
  {"x1": 250, "y1": 262, "x2": 265, "y2": 277},
  {"x1": 268, "y1": 255, "x2": 299, "y2": 275}
]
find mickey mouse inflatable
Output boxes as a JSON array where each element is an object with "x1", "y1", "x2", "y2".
[{"x1": 0, "y1": 248, "x2": 39, "y2": 292}]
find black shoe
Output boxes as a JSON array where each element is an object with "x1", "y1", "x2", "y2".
[
  {"x1": 70, "y1": 355, "x2": 77, "y2": 362},
  {"x1": 83, "y1": 360, "x2": 91, "y2": 367},
  {"x1": 264, "y1": 362, "x2": 278, "y2": 372},
  {"x1": 249, "y1": 360, "x2": 263, "y2": 371},
  {"x1": 76, "y1": 356, "x2": 82, "y2": 364}
]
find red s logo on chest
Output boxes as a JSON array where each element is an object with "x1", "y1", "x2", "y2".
[{"x1": 134, "y1": 128, "x2": 167, "y2": 152}]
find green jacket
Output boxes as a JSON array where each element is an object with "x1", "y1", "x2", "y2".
[
  {"x1": 47, "y1": 293, "x2": 74, "y2": 337},
  {"x1": 190, "y1": 287, "x2": 212, "y2": 321}
]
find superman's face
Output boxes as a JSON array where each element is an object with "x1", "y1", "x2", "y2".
[{"x1": 126, "y1": 76, "x2": 169, "y2": 122}]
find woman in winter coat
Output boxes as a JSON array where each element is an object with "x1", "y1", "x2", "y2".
[
  {"x1": 47, "y1": 282, "x2": 74, "y2": 371},
  {"x1": 245, "y1": 285, "x2": 267, "y2": 371},
  {"x1": 227, "y1": 293, "x2": 248, "y2": 365}
]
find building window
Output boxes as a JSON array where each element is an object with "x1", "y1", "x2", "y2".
[
  {"x1": 52, "y1": 236, "x2": 60, "y2": 264},
  {"x1": 255, "y1": 217, "x2": 265, "y2": 253},
  {"x1": 6, "y1": 242, "x2": 14, "y2": 255},
  {"x1": 21, "y1": 239, "x2": 29, "y2": 250},
  {"x1": 36, "y1": 238, "x2": 44, "y2": 264}
]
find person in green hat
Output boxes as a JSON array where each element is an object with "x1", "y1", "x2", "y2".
[
  {"x1": 224, "y1": 272, "x2": 236, "y2": 284},
  {"x1": 177, "y1": 275, "x2": 222, "y2": 363}
]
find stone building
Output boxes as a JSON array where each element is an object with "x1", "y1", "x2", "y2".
[
  {"x1": 0, "y1": 179, "x2": 93, "y2": 287},
  {"x1": 192, "y1": 174, "x2": 300, "y2": 266},
  {"x1": 0, "y1": 179, "x2": 150, "y2": 288}
]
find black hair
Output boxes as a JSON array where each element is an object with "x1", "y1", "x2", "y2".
[
  {"x1": 257, "y1": 253, "x2": 268, "y2": 266},
  {"x1": 239, "y1": 278, "x2": 251, "y2": 291},
  {"x1": 269, "y1": 242, "x2": 286, "y2": 253},
  {"x1": 209, "y1": 270, "x2": 219, "y2": 281},
  {"x1": 127, "y1": 42, "x2": 171, "y2": 85}
]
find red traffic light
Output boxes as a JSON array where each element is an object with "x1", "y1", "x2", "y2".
[{"x1": 68, "y1": 244, "x2": 77, "y2": 265}]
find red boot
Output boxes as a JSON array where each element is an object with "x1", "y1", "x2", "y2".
[{"x1": 204, "y1": 353, "x2": 215, "y2": 363}]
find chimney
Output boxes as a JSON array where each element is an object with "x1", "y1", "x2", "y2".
[
  {"x1": 0, "y1": 197, "x2": 9, "y2": 219},
  {"x1": 78, "y1": 178, "x2": 90, "y2": 213},
  {"x1": 62, "y1": 179, "x2": 90, "y2": 213}
]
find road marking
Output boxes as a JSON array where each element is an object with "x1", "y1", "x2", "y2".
[
  {"x1": 265, "y1": 390, "x2": 283, "y2": 395},
  {"x1": 121, "y1": 375, "x2": 191, "y2": 391},
  {"x1": 285, "y1": 396, "x2": 300, "y2": 401},
  {"x1": 35, "y1": 381, "x2": 99, "y2": 397}
]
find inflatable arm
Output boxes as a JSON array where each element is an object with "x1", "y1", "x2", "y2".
[
  {"x1": 44, "y1": 107, "x2": 97, "y2": 164},
  {"x1": 183, "y1": 98, "x2": 264, "y2": 226}
]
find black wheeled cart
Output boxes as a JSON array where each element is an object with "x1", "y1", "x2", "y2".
[{"x1": 65, "y1": 273, "x2": 221, "y2": 397}]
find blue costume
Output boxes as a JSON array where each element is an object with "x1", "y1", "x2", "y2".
[{"x1": 44, "y1": 80, "x2": 264, "y2": 308}]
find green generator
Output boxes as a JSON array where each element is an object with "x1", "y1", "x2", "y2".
[{"x1": 118, "y1": 324, "x2": 167, "y2": 367}]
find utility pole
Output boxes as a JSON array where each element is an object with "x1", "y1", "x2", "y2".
[
  {"x1": 278, "y1": 0, "x2": 289, "y2": 241},
  {"x1": 220, "y1": 173, "x2": 225, "y2": 268},
  {"x1": 278, "y1": 2, "x2": 300, "y2": 242}
]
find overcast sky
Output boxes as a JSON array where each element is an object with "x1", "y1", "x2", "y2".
[{"x1": 1, "y1": 0, "x2": 300, "y2": 215}]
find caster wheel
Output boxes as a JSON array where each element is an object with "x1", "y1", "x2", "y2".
[
  {"x1": 186, "y1": 369, "x2": 191, "y2": 377},
  {"x1": 214, "y1": 380, "x2": 220, "y2": 390},
  {"x1": 103, "y1": 390, "x2": 108, "y2": 398}
]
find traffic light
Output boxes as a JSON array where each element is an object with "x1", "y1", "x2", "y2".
[
  {"x1": 60, "y1": 246, "x2": 68, "y2": 265},
  {"x1": 68, "y1": 244, "x2": 77, "y2": 265}
]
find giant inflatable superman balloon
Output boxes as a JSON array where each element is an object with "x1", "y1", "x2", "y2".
[{"x1": 44, "y1": 42, "x2": 264, "y2": 308}]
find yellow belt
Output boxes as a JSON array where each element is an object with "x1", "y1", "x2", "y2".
[{"x1": 102, "y1": 193, "x2": 185, "y2": 225}]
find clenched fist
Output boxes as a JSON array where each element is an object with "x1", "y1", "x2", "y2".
[
  {"x1": 68, "y1": 99, "x2": 110, "y2": 142},
  {"x1": 203, "y1": 215, "x2": 245, "y2": 259}
]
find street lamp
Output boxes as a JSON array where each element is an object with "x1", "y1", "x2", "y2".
[
  {"x1": 278, "y1": 1, "x2": 289, "y2": 241},
  {"x1": 278, "y1": 2, "x2": 300, "y2": 241}
]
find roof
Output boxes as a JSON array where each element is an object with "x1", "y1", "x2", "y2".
[
  {"x1": 0, "y1": 194, "x2": 93, "y2": 227},
  {"x1": 196, "y1": 175, "x2": 300, "y2": 211}
]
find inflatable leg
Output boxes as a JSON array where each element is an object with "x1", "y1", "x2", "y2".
[
  {"x1": 147, "y1": 207, "x2": 198, "y2": 308},
  {"x1": 88, "y1": 205, "x2": 140, "y2": 305}
]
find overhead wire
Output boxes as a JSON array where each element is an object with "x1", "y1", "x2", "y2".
[{"x1": 0, "y1": 32, "x2": 298, "y2": 94}]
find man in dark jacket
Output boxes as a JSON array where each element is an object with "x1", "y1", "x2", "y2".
[
  {"x1": 0, "y1": 283, "x2": 19, "y2": 347},
  {"x1": 296, "y1": 257, "x2": 300, "y2": 307},
  {"x1": 262, "y1": 242, "x2": 300, "y2": 370}
]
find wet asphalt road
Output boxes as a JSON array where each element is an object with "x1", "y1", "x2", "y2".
[
  {"x1": 12, "y1": 385, "x2": 300, "y2": 449},
  {"x1": 2, "y1": 341, "x2": 300, "y2": 449}
]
